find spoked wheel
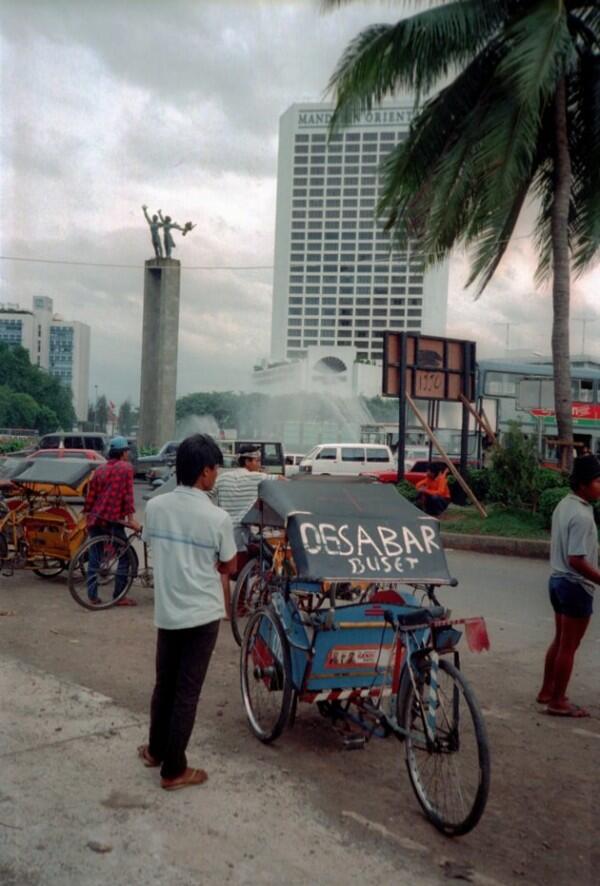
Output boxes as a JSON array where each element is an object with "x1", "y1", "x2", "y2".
[
  {"x1": 33, "y1": 557, "x2": 67, "y2": 578},
  {"x1": 231, "y1": 559, "x2": 267, "y2": 646},
  {"x1": 68, "y1": 534, "x2": 137, "y2": 611},
  {"x1": 241, "y1": 606, "x2": 294, "y2": 743},
  {"x1": 402, "y1": 657, "x2": 490, "y2": 836}
]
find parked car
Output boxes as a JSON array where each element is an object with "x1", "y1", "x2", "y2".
[
  {"x1": 299, "y1": 443, "x2": 395, "y2": 477},
  {"x1": 284, "y1": 453, "x2": 305, "y2": 477},
  {"x1": 30, "y1": 448, "x2": 106, "y2": 463},
  {"x1": 136, "y1": 440, "x2": 179, "y2": 481},
  {"x1": 220, "y1": 441, "x2": 285, "y2": 476},
  {"x1": 37, "y1": 432, "x2": 109, "y2": 455},
  {"x1": 403, "y1": 446, "x2": 430, "y2": 472}
]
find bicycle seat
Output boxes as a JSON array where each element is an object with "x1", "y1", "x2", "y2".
[{"x1": 394, "y1": 606, "x2": 446, "y2": 627}]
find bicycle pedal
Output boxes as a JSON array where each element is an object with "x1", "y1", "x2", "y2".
[{"x1": 343, "y1": 735, "x2": 366, "y2": 750}]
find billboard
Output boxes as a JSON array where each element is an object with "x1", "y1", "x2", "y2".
[{"x1": 382, "y1": 332, "x2": 476, "y2": 402}]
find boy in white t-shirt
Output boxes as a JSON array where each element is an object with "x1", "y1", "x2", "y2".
[{"x1": 138, "y1": 434, "x2": 236, "y2": 790}]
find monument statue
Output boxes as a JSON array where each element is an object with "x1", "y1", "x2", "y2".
[
  {"x1": 142, "y1": 205, "x2": 195, "y2": 259},
  {"x1": 142, "y1": 206, "x2": 163, "y2": 259}
]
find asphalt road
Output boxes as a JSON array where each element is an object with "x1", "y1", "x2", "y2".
[{"x1": 0, "y1": 505, "x2": 598, "y2": 885}]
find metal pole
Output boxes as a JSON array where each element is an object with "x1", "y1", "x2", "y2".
[{"x1": 396, "y1": 333, "x2": 407, "y2": 482}]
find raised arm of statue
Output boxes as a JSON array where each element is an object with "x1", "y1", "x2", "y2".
[{"x1": 142, "y1": 205, "x2": 164, "y2": 259}]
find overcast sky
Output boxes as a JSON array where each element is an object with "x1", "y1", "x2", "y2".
[{"x1": 1, "y1": 0, "x2": 599, "y2": 407}]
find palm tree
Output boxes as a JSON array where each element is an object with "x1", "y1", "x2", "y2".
[{"x1": 325, "y1": 0, "x2": 600, "y2": 468}]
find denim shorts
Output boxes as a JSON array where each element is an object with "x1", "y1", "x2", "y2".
[{"x1": 549, "y1": 576, "x2": 594, "y2": 619}]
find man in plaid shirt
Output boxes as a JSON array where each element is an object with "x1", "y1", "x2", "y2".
[{"x1": 83, "y1": 435, "x2": 141, "y2": 606}]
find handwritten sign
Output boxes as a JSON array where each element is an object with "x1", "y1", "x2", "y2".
[{"x1": 291, "y1": 519, "x2": 444, "y2": 578}]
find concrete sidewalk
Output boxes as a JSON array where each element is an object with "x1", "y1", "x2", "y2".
[{"x1": 0, "y1": 656, "x2": 438, "y2": 886}]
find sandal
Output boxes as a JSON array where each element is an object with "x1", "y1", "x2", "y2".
[
  {"x1": 114, "y1": 597, "x2": 137, "y2": 607},
  {"x1": 137, "y1": 744, "x2": 160, "y2": 767},
  {"x1": 545, "y1": 703, "x2": 590, "y2": 718},
  {"x1": 161, "y1": 768, "x2": 208, "y2": 791}
]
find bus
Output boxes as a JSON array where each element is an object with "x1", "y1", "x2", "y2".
[{"x1": 477, "y1": 358, "x2": 600, "y2": 462}]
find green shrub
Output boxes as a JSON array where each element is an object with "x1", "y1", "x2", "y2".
[
  {"x1": 0, "y1": 438, "x2": 32, "y2": 454},
  {"x1": 533, "y1": 467, "x2": 569, "y2": 495},
  {"x1": 464, "y1": 468, "x2": 491, "y2": 502},
  {"x1": 488, "y1": 423, "x2": 538, "y2": 507},
  {"x1": 538, "y1": 487, "x2": 569, "y2": 528},
  {"x1": 139, "y1": 445, "x2": 158, "y2": 457},
  {"x1": 396, "y1": 479, "x2": 418, "y2": 502}
]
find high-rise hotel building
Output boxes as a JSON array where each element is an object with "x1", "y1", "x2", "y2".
[
  {"x1": 270, "y1": 102, "x2": 449, "y2": 363},
  {"x1": 0, "y1": 296, "x2": 90, "y2": 422}
]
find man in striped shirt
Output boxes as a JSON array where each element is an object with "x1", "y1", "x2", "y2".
[{"x1": 212, "y1": 445, "x2": 275, "y2": 617}]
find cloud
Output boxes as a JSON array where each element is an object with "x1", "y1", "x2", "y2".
[{"x1": 1, "y1": 0, "x2": 599, "y2": 411}]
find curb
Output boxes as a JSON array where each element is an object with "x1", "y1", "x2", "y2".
[{"x1": 440, "y1": 531, "x2": 550, "y2": 560}]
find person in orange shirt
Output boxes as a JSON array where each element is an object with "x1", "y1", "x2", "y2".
[{"x1": 415, "y1": 463, "x2": 451, "y2": 517}]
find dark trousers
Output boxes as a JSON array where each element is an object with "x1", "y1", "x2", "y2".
[
  {"x1": 87, "y1": 523, "x2": 129, "y2": 601},
  {"x1": 148, "y1": 620, "x2": 220, "y2": 779}
]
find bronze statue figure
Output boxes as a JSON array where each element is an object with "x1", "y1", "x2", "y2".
[{"x1": 143, "y1": 205, "x2": 195, "y2": 258}]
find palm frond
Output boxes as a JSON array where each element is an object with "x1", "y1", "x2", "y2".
[
  {"x1": 569, "y1": 53, "x2": 600, "y2": 273},
  {"x1": 327, "y1": 0, "x2": 511, "y2": 131}
]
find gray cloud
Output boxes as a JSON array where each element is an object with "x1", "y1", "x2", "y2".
[{"x1": 1, "y1": 0, "x2": 599, "y2": 409}]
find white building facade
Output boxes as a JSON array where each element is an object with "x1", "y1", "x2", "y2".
[
  {"x1": 0, "y1": 296, "x2": 90, "y2": 423},
  {"x1": 269, "y1": 102, "x2": 449, "y2": 365}
]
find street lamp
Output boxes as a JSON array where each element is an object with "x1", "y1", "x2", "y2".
[{"x1": 94, "y1": 385, "x2": 98, "y2": 431}]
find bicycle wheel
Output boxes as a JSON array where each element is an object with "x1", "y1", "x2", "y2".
[
  {"x1": 68, "y1": 534, "x2": 137, "y2": 611},
  {"x1": 402, "y1": 657, "x2": 490, "y2": 836},
  {"x1": 33, "y1": 557, "x2": 67, "y2": 578},
  {"x1": 231, "y1": 558, "x2": 262, "y2": 646},
  {"x1": 241, "y1": 606, "x2": 294, "y2": 743}
]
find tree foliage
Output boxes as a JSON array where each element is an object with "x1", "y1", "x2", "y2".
[
  {"x1": 0, "y1": 344, "x2": 73, "y2": 432},
  {"x1": 118, "y1": 399, "x2": 134, "y2": 435},
  {"x1": 326, "y1": 0, "x2": 600, "y2": 464},
  {"x1": 488, "y1": 422, "x2": 539, "y2": 507}
]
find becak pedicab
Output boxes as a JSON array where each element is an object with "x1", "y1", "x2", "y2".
[
  {"x1": 0, "y1": 457, "x2": 95, "y2": 578},
  {"x1": 239, "y1": 478, "x2": 491, "y2": 836}
]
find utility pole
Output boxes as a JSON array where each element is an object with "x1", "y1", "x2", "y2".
[
  {"x1": 493, "y1": 322, "x2": 515, "y2": 357},
  {"x1": 93, "y1": 384, "x2": 98, "y2": 431},
  {"x1": 573, "y1": 317, "x2": 597, "y2": 357}
]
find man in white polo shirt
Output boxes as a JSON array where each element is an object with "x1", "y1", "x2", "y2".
[{"x1": 139, "y1": 434, "x2": 236, "y2": 791}]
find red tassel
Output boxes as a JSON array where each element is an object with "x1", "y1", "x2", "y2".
[{"x1": 465, "y1": 618, "x2": 490, "y2": 653}]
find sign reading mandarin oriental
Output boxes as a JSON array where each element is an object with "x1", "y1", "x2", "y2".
[{"x1": 297, "y1": 107, "x2": 415, "y2": 128}]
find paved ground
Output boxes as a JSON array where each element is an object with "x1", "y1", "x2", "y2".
[{"x1": 0, "y1": 501, "x2": 598, "y2": 885}]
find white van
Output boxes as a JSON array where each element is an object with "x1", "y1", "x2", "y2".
[{"x1": 299, "y1": 443, "x2": 395, "y2": 476}]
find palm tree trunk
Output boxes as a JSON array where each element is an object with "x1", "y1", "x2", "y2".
[{"x1": 550, "y1": 77, "x2": 573, "y2": 471}]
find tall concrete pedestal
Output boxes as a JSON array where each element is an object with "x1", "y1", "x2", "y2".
[{"x1": 138, "y1": 258, "x2": 181, "y2": 450}]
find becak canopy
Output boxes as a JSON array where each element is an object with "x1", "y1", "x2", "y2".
[{"x1": 241, "y1": 478, "x2": 452, "y2": 583}]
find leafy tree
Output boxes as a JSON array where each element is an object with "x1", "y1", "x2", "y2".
[
  {"x1": 176, "y1": 392, "x2": 240, "y2": 429},
  {"x1": 95, "y1": 395, "x2": 108, "y2": 432},
  {"x1": 0, "y1": 343, "x2": 75, "y2": 430},
  {"x1": 5, "y1": 392, "x2": 39, "y2": 429},
  {"x1": 35, "y1": 405, "x2": 60, "y2": 435},
  {"x1": 326, "y1": 0, "x2": 600, "y2": 468},
  {"x1": 489, "y1": 422, "x2": 539, "y2": 507},
  {"x1": 118, "y1": 399, "x2": 134, "y2": 435}
]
